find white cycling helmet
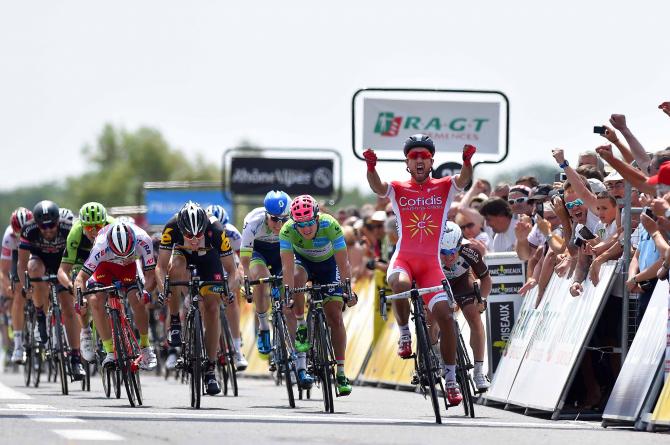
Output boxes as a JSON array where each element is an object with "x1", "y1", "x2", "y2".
[
  {"x1": 59, "y1": 208, "x2": 75, "y2": 223},
  {"x1": 440, "y1": 221, "x2": 462, "y2": 253}
]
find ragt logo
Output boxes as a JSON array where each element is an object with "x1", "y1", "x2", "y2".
[{"x1": 374, "y1": 112, "x2": 490, "y2": 137}]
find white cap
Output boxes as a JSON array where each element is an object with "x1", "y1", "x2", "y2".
[
  {"x1": 604, "y1": 171, "x2": 623, "y2": 182},
  {"x1": 370, "y1": 210, "x2": 386, "y2": 222},
  {"x1": 587, "y1": 178, "x2": 607, "y2": 194}
]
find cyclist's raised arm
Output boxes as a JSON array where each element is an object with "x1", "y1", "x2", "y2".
[
  {"x1": 454, "y1": 144, "x2": 476, "y2": 190},
  {"x1": 364, "y1": 148, "x2": 389, "y2": 196}
]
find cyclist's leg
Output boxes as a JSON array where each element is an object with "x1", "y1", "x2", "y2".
[
  {"x1": 461, "y1": 302, "x2": 485, "y2": 362},
  {"x1": 11, "y1": 277, "x2": 25, "y2": 358},
  {"x1": 167, "y1": 253, "x2": 188, "y2": 345},
  {"x1": 88, "y1": 291, "x2": 111, "y2": 354},
  {"x1": 201, "y1": 292, "x2": 220, "y2": 361},
  {"x1": 27, "y1": 257, "x2": 49, "y2": 310},
  {"x1": 250, "y1": 256, "x2": 272, "y2": 354},
  {"x1": 387, "y1": 255, "x2": 413, "y2": 357},
  {"x1": 57, "y1": 288, "x2": 81, "y2": 349},
  {"x1": 430, "y1": 300, "x2": 456, "y2": 372}
]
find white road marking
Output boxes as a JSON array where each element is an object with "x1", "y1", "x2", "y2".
[
  {"x1": 52, "y1": 429, "x2": 123, "y2": 441},
  {"x1": 6, "y1": 403, "x2": 55, "y2": 410},
  {"x1": 28, "y1": 416, "x2": 85, "y2": 423},
  {"x1": 0, "y1": 381, "x2": 32, "y2": 400},
  {"x1": 0, "y1": 405, "x2": 599, "y2": 430}
]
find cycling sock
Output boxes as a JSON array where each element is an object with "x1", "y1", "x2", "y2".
[
  {"x1": 102, "y1": 339, "x2": 114, "y2": 353},
  {"x1": 443, "y1": 364, "x2": 456, "y2": 382},
  {"x1": 14, "y1": 331, "x2": 22, "y2": 347},
  {"x1": 70, "y1": 348, "x2": 80, "y2": 357},
  {"x1": 233, "y1": 337, "x2": 242, "y2": 353},
  {"x1": 140, "y1": 334, "x2": 150, "y2": 348},
  {"x1": 336, "y1": 360, "x2": 345, "y2": 374},
  {"x1": 170, "y1": 314, "x2": 180, "y2": 325},
  {"x1": 81, "y1": 326, "x2": 91, "y2": 335},
  {"x1": 36, "y1": 308, "x2": 45, "y2": 318},
  {"x1": 399, "y1": 324, "x2": 410, "y2": 337},
  {"x1": 297, "y1": 317, "x2": 306, "y2": 328},
  {"x1": 474, "y1": 361, "x2": 484, "y2": 374},
  {"x1": 297, "y1": 352, "x2": 307, "y2": 371},
  {"x1": 257, "y1": 311, "x2": 270, "y2": 330}
]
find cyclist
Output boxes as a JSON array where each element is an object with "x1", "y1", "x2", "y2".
[
  {"x1": 280, "y1": 194, "x2": 358, "y2": 395},
  {"x1": 204, "y1": 204, "x2": 247, "y2": 371},
  {"x1": 58, "y1": 202, "x2": 114, "y2": 362},
  {"x1": 439, "y1": 222, "x2": 492, "y2": 392},
  {"x1": 17, "y1": 200, "x2": 86, "y2": 380},
  {"x1": 59, "y1": 208, "x2": 75, "y2": 224},
  {"x1": 156, "y1": 201, "x2": 239, "y2": 396},
  {"x1": 74, "y1": 221, "x2": 158, "y2": 371},
  {"x1": 2, "y1": 207, "x2": 32, "y2": 363},
  {"x1": 364, "y1": 135, "x2": 474, "y2": 405},
  {"x1": 240, "y1": 191, "x2": 292, "y2": 358}
]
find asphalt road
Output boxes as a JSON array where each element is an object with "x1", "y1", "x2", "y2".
[{"x1": 0, "y1": 366, "x2": 666, "y2": 444}]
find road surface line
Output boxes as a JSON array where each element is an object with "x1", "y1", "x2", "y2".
[{"x1": 52, "y1": 429, "x2": 123, "y2": 441}]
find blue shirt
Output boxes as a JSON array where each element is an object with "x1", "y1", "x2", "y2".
[{"x1": 637, "y1": 226, "x2": 660, "y2": 271}]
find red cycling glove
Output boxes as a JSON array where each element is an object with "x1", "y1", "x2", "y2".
[
  {"x1": 462, "y1": 144, "x2": 476, "y2": 166},
  {"x1": 363, "y1": 149, "x2": 377, "y2": 172}
]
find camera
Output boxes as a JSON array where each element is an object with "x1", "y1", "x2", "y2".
[
  {"x1": 644, "y1": 207, "x2": 657, "y2": 220},
  {"x1": 554, "y1": 172, "x2": 567, "y2": 183},
  {"x1": 593, "y1": 126, "x2": 607, "y2": 135},
  {"x1": 578, "y1": 226, "x2": 596, "y2": 240}
]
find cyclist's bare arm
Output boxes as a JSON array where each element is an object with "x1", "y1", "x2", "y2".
[
  {"x1": 57, "y1": 262, "x2": 73, "y2": 290},
  {"x1": 17, "y1": 248, "x2": 29, "y2": 289},
  {"x1": 155, "y1": 248, "x2": 172, "y2": 293},
  {"x1": 240, "y1": 255, "x2": 251, "y2": 278},
  {"x1": 221, "y1": 254, "x2": 239, "y2": 294},
  {"x1": 333, "y1": 249, "x2": 352, "y2": 282},
  {"x1": 0, "y1": 259, "x2": 10, "y2": 295},
  {"x1": 454, "y1": 162, "x2": 473, "y2": 190},
  {"x1": 479, "y1": 273, "x2": 492, "y2": 299},
  {"x1": 280, "y1": 251, "x2": 296, "y2": 290},
  {"x1": 367, "y1": 169, "x2": 389, "y2": 197},
  {"x1": 74, "y1": 268, "x2": 91, "y2": 294},
  {"x1": 143, "y1": 268, "x2": 157, "y2": 292}
]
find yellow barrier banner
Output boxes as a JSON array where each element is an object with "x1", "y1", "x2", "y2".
[{"x1": 650, "y1": 376, "x2": 670, "y2": 427}]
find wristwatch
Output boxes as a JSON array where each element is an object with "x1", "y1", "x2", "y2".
[{"x1": 559, "y1": 160, "x2": 569, "y2": 169}]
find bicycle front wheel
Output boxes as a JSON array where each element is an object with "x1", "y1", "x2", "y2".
[
  {"x1": 274, "y1": 314, "x2": 295, "y2": 408},
  {"x1": 189, "y1": 309, "x2": 203, "y2": 409},
  {"x1": 314, "y1": 313, "x2": 334, "y2": 413},
  {"x1": 23, "y1": 315, "x2": 34, "y2": 387},
  {"x1": 53, "y1": 307, "x2": 69, "y2": 396},
  {"x1": 220, "y1": 312, "x2": 238, "y2": 397},
  {"x1": 416, "y1": 313, "x2": 441, "y2": 424},
  {"x1": 456, "y1": 330, "x2": 475, "y2": 418},
  {"x1": 112, "y1": 311, "x2": 136, "y2": 407}
]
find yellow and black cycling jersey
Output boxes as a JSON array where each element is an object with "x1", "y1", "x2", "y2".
[{"x1": 159, "y1": 214, "x2": 233, "y2": 258}]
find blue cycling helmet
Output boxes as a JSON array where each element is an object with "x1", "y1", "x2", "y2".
[
  {"x1": 205, "y1": 204, "x2": 229, "y2": 225},
  {"x1": 264, "y1": 190, "x2": 291, "y2": 216}
]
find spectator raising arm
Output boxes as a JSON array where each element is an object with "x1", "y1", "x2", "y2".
[
  {"x1": 596, "y1": 144, "x2": 654, "y2": 195},
  {"x1": 598, "y1": 124, "x2": 635, "y2": 164},
  {"x1": 552, "y1": 148, "x2": 598, "y2": 213},
  {"x1": 609, "y1": 114, "x2": 652, "y2": 173},
  {"x1": 660, "y1": 102, "x2": 670, "y2": 118}
]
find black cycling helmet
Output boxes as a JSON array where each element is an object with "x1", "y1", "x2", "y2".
[
  {"x1": 177, "y1": 201, "x2": 208, "y2": 237},
  {"x1": 32, "y1": 200, "x2": 60, "y2": 227},
  {"x1": 403, "y1": 133, "x2": 435, "y2": 157}
]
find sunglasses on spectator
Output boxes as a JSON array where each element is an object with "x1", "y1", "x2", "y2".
[
  {"x1": 84, "y1": 224, "x2": 105, "y2": 232},
  {"x1": 459, "y1": 222, "x2": 476, "y2": 230},
  {"x1": 38, "y1": 221, "x2": 57, "y2": 230},
  {"x1": 366, "y1": 223, "x2": 384, "y2": 230},
  {"x1": 268, "y1": 214, "x2": 289, "y2": 223},
  {"x1": 606, "y1": 181, "x2": 625, "y2": 190},
  {"x1": 440, "y1": 248, "x2": 459, "y2": 256},
  {"x1": 565, "y1": 199, "x2": 584, "y2": 210},
  {"x1": 294, "y1": 219, "x2": 317, "y2": 229},
  {"x1": 407, "y1": 149, "x2": 433, "y2": 160},
  {"x1": 508, "y1": 197, "x2": 529, "y2": 205},
  {"x1": 184, "y1": 232, "x2": 204, "y2": 240}
]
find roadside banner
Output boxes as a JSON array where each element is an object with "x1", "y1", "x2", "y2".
[
  {"x1": 603, "y1": 279, "x2": 669, "y2": 423},
  {"x1": 145, "y1": 189, "x2": 232, "y2": 226},
  {"x1": 505, "y1": 262, "x2": 616, "y2": 414},
  {"x1": 485, "y1": 252, "x2": 526, "y2": 374}
]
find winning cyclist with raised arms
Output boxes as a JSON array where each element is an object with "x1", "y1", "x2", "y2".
[{"x1": 364, "y1": 134, "x2": 474, "y2": 405}]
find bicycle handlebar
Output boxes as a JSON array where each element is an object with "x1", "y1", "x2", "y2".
[
  {"x1": 288, "y1": 278, "x2": 351, "y2": 296},
  {"x1": 243, "y1": 274, "x2": 283, "y2": 303},
  {"x1": 379, "y1": 280, "x2": 455, "y2": 320},
  {"x1": 164, "y1": 275, "x2": 231, "y2": 303}
]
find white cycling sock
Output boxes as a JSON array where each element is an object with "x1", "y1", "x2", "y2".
[
  {"x1": 257, "y1": 311, "x2": 270, "y2": 330},
  {"x1": 297, "y1": 352, "x2": 307, "y2": 371},
  {"x1": 81, "y1": 326, "x2": 91, "y2": 335},
  {"x1": 233, "y1": 338, "x2": 242, "y2": 353},
  {"x1": 399, "y1": 324, "x2": 411, "y2": 338},
  {"x1": 14, "y1": 331, "x2": 22, "y2": 348},
  {"x1": 474, "y1": 361, "x2": 484, "y2": 375},
  {"x1": 443, "y1": 364, "x2": 456, "y2": 382}
]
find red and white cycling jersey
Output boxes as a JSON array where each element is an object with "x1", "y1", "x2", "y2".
[
  {"x1": 383, "y1": 176, "x2": 461, "y2": 310},
  {"x1": 1, "y1": 225, "x2": 19, "y2": 261},
  {"x1": 82, "y1": 223, "x2": 156, "y2": 276}
]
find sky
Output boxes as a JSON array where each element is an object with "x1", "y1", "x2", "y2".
[{"x1": 1, "y1": 1, "x2": 669, "y2": 197}]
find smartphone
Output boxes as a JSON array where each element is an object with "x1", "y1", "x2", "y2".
[
  {"x1": 554, "y1": 172, "x2": 567, "y2": 182},
  {"x1": 574, "y1": 237, "x2": 584, "y2": 248},
  {"x1": 535, "y1": 202, "x2": 544, "y2": 218},
  {"x1": 644, "y1": 207, "x2": 657, "y2": 220},
  {"x1": 578, "y1": 226, "x2": 596, "y2": 240},
  {"x1": 593, "y1": 126, "x2": 606, "y2": 135}
]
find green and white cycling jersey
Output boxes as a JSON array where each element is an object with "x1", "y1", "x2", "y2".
[
  {"x1": 279, "y1": 213, "x2": 346, "y2": 262},
  {"x1": 61, "y1": 215, "x2": 115, "y2": 274}
]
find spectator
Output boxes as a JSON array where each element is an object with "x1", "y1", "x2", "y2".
[
  {"x1": 479, "y1": 197, "x2": 517, "y2": 253},
  {"x1": 508, "y1": 185, "x2": 534, "y2": 217},
  {"x1": 577, "y1": 150, "x2": 606, "y2": 175},
  {"x1": 455, "y1": 211, "x2": 489, "y2": 256},
  {"x1": 515, "y1": 175, "x2": 539, "y2": 189},
  {"x1": 492, "y1": 183, "x2": 510, "y2": 201}
]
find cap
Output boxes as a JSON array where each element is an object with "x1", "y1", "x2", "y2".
[
  {"x1": 587, "y1": 178, "x2": 607, "y2": 194},
  {"x1": 604, "y1": 171, "x2": 623, "y2": 182},
  {"x1": 370, "y1": 210, "x2": 386, "y2": 222},
  {"x1": 530, "y1": 184, "x2": 553, "y2": 200},
  {"x1": 647, "y1": 162, "x2": 670, "y2": 186},
  {"x1": 509, "y1": 185, "x2": 531, "y2": 196}
]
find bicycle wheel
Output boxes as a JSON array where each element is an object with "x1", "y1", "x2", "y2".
[
  {"x1": 23, "y1": 315, "x2": 34, "y2": 387},
  {"x1": 125, "y1": 323, "x2": 143, "y2": 406},
  {"x1": 415, "y1": 312, "x2": 441, "y2": 424},
  {"x1": 112, "y1": 311, "x2": 136, "y2": 407},
  {"x1": 189, "y1": 309, "x2": 203, "y2": 409},
  {"x1": 274, "y1": 314, "x2": 295, "y2": 408},
  {"x1": 33, "y1": 344, "x2": 43, "y2": 388},
  {"x1": 220, "y1": 314, "x2": 238, "y2": 397},
  {"x1": 314, "y1": 313, "x2": 334, "y2": 413},
  {"x1": 456, "y1": 331, "x2": 475, "y2": 418},
  {"x1": 53, "y1": 308, "x2": 69, "y2": 396}
]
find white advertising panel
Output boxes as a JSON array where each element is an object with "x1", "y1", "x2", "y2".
[
  {"x1": 603, "y1": 279, "x2": 669, "y2": 423},
  {"x1": 505, "y1": 262, "x2": 616, "y2": 412}
]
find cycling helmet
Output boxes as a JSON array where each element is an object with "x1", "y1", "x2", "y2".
[
  {"x1": 32, "y1": 200, "x2": 60, "y2": 227},
  {"x1": 290, "y1": 195, "x2": 319, "y2": 223},
  {"x1": 59, "y1": 208, "x2": 75, "y2": 223},
  {"x1": 403, "y1": 133, "x2": 435, "y2": 156},
  {"x1": 177, "y1": 201, "x2": 207, "y2": 237},
  {"x1": 440, "y1": 221, "x2": 463, "y2": 252},
  {"x1": 107, "y1": 222, "x2": 136, "y2": 258},
  {"x1": 115, "y1": 215, "x2": 136, "y2": 225},
  {"x1": 205, "y1": 204, "x2": 229, "y2": 225},
  {"x1": 10, "y1": 207, "x2": 33, "y2": 234},
  {"x1": 79, "y1": 202, "x2": 107, "y2": 226},
  {"x1": 264, "y1": 190, "x2": 291, "y2": 216}
]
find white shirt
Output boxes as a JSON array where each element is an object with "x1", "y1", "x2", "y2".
[
  {"x1": 490, "y1": 216, "x2": 518, "y2": 253},
  {"x1": 1, "y1": 225, "x2": 19, "y2": 261}
]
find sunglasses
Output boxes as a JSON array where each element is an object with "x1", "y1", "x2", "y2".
[
  {"x1": 366, "y1": 223, "x2": 384, "y2": 230},
  {"x1": 294, "y1": 219, "x2": 317, "y2": 229},
  {"x1": 38, "y1": 221, "x2": 57, "y2": 230},
  {"x1": 459, "y1": 222, "x2": 475, "y2": 230},
  {"x1": 440, "y1": 248, "x2": 459, "y2": 256},
  {"x1": 407, "y1": 149, "x2": 433, "y2": 160},
  {"x1": 565, "y1": 199, "x2": 584, "y2": 210},
  {"x1": 268, "y1": 214, "x2": 289, "y2": 223},
  {"x1": 84, "y1": 224, "x2": 104, "y2": 232},
  {"x1": 606, "y1": 182, "x2": 625, "y2": 190},
  {"x1": 184, "y1": 232, "x2": 204, "y2": 240},
  {"x1": 508, "y1": 197, "x2": 529, "y2": 205}
]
